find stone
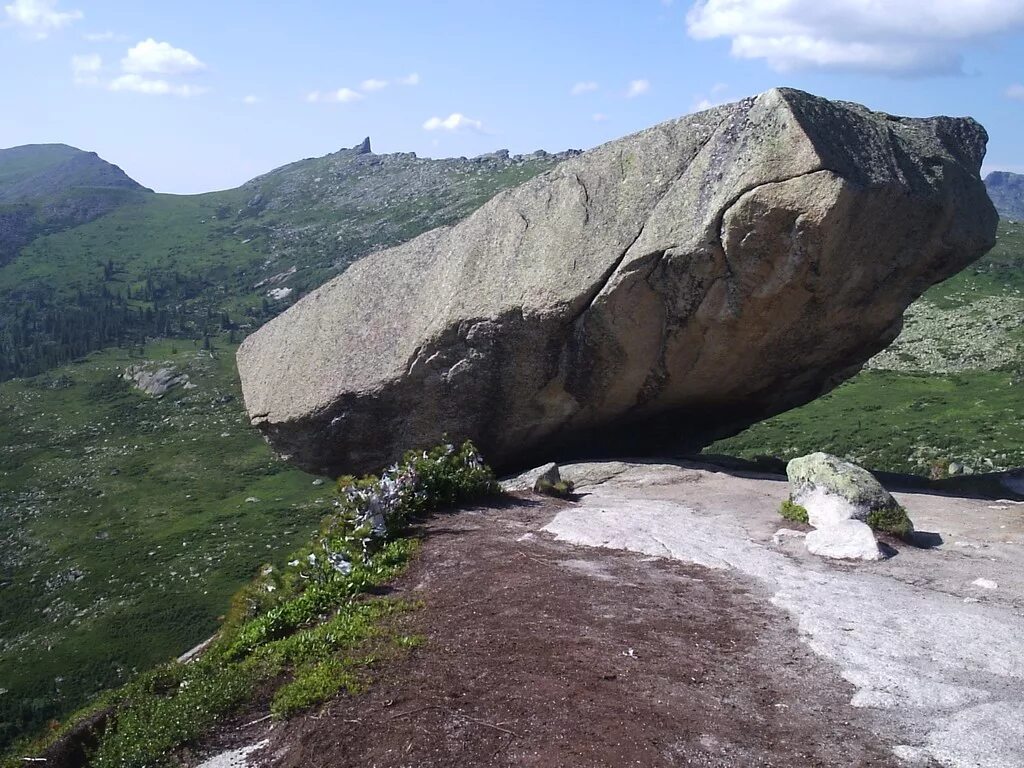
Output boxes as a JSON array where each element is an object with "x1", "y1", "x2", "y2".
[
  {"x1": 123, "y1": 364, "x2": 191, "y2": 397},
  {"x1": 237, "y1": 88, "x2": 997, "y2": 476},
  {"x1": 805, "y1": 520, "x2": 883, "y2": 561},
  {"x1": 772, "y1": 528, "x2": 807, "y2": 545},
  {"x1": 786, "y1": 452, "x2": 914, "y2": 538},
  {"x1": 501, "y1": 462, "x2": 560, "y2": 492}
]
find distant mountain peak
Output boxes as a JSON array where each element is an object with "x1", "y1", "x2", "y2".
[
  {"x1": 0, "y1": 143, "x2": 149, "y2": 263},
  {"x1": 985, "y1": 170, "x2": 1024, "y2": 220}
]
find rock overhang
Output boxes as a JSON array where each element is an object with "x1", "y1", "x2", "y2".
[{"x1": 237, "y1": 87, "x2": 997, "y2": 476}]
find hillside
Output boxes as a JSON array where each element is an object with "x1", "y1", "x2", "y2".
[
  {"x1": 0, "y1": 142, "x2": 574, "y2": 751},
  {"x1": 0, "y1": 140, "x2": 573, "y2": 379},
  {"x1": 0, "y1": 144, "x2": 148, "y2": 266},
  {"x1": 985, "y1": 170, "x2": 1024, "y2": 220},
  {"x1": 708, "y1": 218, "x2": 1024, "y2": 474}
]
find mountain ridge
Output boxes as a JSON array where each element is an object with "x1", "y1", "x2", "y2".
[
  {"x1": 985, "y1": 170, "x2": 1024, "y2": 220},
  {"x1": 0, "y1": 139, "x2": 574, "y2": 379},
  {"x1": 0, "y1": 143, "x2": 150, "y2": 265}
]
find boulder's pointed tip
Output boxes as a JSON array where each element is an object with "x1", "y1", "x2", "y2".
[{"x1": 357, "y1": 136, "x2": 372, "y2": 154}]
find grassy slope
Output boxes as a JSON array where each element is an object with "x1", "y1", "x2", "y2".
[
  {"x1": 0, "y1": 150, "x2": 561, "y2": 749},
  {"x1": 0, "y1": 148, "x2": 560, "y2": 379},
  {"x1": 0, "y1": 337, "x2": 329, "y2": 748},
  {"x1": 707, "y1": 220, "x2": 1024, "y2": 474}
]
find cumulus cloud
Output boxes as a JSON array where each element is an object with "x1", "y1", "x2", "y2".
[
  {"x1": 686, "y1": 0, "x2": 1024, "y2": 75},
  {"x1": 109, "y1": 73, "x2": 205, "y2": 97},
  {"x1": 122, "y1": 38, "x2": 205, "y2": 75},
  {"x1": 422, "y1": 113, "x2": 484, "y2": 132},
  {"x1": 5, "y1": 0, "x2": 81, "y2": 37},
  {"x1": 571, "y1": 80, "x2": 598, "y2": 95},
  {"x1": 1007, "y1": 83, "x2": 1024, "y2": 101},
  {"x1": 99, "y1": 39, "x2": 206, "y2": 97},
  {"x1": 307, "y1": 87, "x2": 363, "y2": 103},
  {"x1": 82, "y1": 30, "x2": 116, "y2": 42},
  {"x1": 360, "y1": 78, "x2": 388, "y2": 92},
  {"x1": 626, "y1": 79, "x2": 650, "y2": 98},
  {"x1": 397, "y1": 72, "x2": 420, "y2": 86}
]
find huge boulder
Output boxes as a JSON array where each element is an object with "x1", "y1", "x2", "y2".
[{"x1": 237, "y1": 88, "x2": 996, "y2": 476}]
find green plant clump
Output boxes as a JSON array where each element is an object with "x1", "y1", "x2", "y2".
[
  {"x1": 6, "y1": 441, "x2": 499, "y2": 768},
  {"x1": 866, "y1": 504, "x2": 915, "y2": 540},
  {"x1": 534, "y1": 477, "x2": 576, "y2": 499},
  {"x1": 779, "y1": 499, "x2": 810, "y2": 524}
]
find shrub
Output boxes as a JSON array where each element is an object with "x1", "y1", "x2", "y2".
[
  {"x1": 779, "y1": 499, "x2": 809, "y2": 524},
  {"x1": 866, "y1": 504, "x2": 914, "y2": 540}
]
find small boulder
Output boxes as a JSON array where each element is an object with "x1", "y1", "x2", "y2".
[
  {"x1": 501, "y1": 462, "x2": 560, "y2": 492},
  {"x1": 805, "y1": 520, "x2": 883, "y2": 561},
  {"x1": 786, "y1": 452, "x2": 913, "y2": 538}
]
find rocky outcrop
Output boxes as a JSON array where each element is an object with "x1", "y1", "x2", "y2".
[
  {"x1": 238, "y1": 88, "x2": 997, "y2": 476},
  {"x1": 123, "y1": 364, "x2": 193, "y2": 397}
]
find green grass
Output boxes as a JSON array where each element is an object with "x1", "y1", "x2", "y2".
[
  {"x1": 708, "y1": 369, "x2": 1024, "y2": 475},
  {"x1": 0, "y1": 336, "x2": 328, "y2": 752},
  {"x1": 5, "y1": 441, "x2": 498, "y2": 767},
  {"x1": 709, "y1": 220, "x2": 1024, "y2": 477}
]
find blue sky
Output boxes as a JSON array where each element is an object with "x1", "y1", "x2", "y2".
[{"x1": 2, "y1": 0, "x2": 1024, "y2": 193}]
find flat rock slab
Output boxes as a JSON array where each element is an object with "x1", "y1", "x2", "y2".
[
  {"x1": 189, "y1": 461, "x2": 1023, "y2": 768},
  {"x1": 543, "y1": 460, "x2": 1024, "y2": 768}
]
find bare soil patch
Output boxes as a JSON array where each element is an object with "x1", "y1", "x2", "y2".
[{"x1": 233, "y1": 495, "x2": 906, "y2": 767}]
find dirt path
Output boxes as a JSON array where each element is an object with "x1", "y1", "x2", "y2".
[{"x1": 245, "y1": 496, "x2": 904, "y2": 767}]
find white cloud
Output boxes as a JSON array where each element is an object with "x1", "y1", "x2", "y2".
[
  {"x1": 360, "y1": 78, "x2": 388, "y2": 92},
  {"x1": 82, "y1": 30, "x2": 115, "y2": 42},
  {"x1": 397, "y1": 72, "x2": 420, "y2": 86},
  {"x1": 242, "y1": 94, "x2": 261, "y2": 105},
  {"x1": 592, "y1": 112, "x2": 608, "y2": 122},
  {"x1": 70, "y1": 52, "x2": 101, "y2": 85},
  {"x1": 686, "y1": 0, "x2": 1024, "y2": 75},
  {"x1": 307, "y1": 87, "x2": 363, "y2": 103},
  {"x1": 422, "y1": 113, "x2": 484, "y2": 132},
  {"x1": 571, "y1": 80, "x2": 598, "y2": 95},
  {"x1": 122, "y1": 38, "x2": 205, "y2": 75},
  {"x1": 626, "y1": 79, "x2": 650, "y2": 98},
  {"x1": 109, "y1": 73, "x2": 205, "y2": 97},
  {"x1": 5, "y1": 0, "x2": 81, "y2": 38},
  {"x1": 1007, "y1": 83, "x2": 1024, "y2": 101}
]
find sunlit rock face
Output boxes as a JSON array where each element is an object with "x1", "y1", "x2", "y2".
[{"x1": 238, "y1": 88, "x2": 997, "y2": 476}]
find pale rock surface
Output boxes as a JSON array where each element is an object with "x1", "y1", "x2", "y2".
[
  {"x1": 237, "y1": 88, "x2": 996, "y2": 475},
  {"x1": 123, "y1": 364, "x2": 192, "y2": 397},
  {"x1": 805, "y1": 519, "x2": 883, "y2": 561},
  {"x1": 541, "y1": 459, "x2": 1024, "y2": 768}
]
